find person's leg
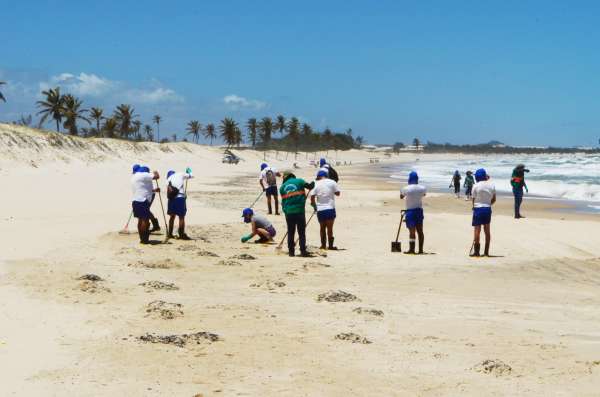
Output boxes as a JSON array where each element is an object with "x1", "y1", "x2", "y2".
[
  {"x1": 168, "y1": 215, "x2": 176, "y2": 238},
  {"x1": 298, "y1": 213, "x2": 307, "y2": 255},
  {"x1": 266, "y1": 194, "x2": 273, "y2": 214},
  {"x1": 139, "y1": 218, "x2": 150, "y2": 244},
  {"x1": 255, "y1": 228, "x2": 271, "y2": 242},
  {"x1": 406, "y1": 227, "x2": 416, "y2": 254},
  {"x1": 326, "y1": 219, "x2": 337, "y2": 250},
  {"x1": 515, "y1": 188, "x2": 524, "y2": 218},
  {"x1": 483, "y1": 223, "x2": 491, "y2": 256},
  {"x1": 416, "y1": 224, "x2": 424, "y2": 254},
  {"x1": 286, "y1": 214, "x2": 296, "y2": 256},
  {"x1": 471, "y1": 225, "x2": 482, "y2": 256},
  {"x1": 274, "y1": 194, "x2": 280, "y2": 215},
  {"x1": 319, "y1": 221, "x2": 327, "y2": 249},
  {"x1": 178, "y1": 216, "x2": 191, "y2": 239}
]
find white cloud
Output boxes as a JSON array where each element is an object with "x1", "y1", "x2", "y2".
[
  {"x1": 40, "y1": 72, "x2": 114, "y2": 97},
  {"x1": 223, "y1": 94, "x2": 267, "y2": 110},
  {"x1": 125, "y1": 87, "x2": 183, "y2": 104}
]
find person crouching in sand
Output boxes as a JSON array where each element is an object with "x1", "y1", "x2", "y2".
[
  {"x1": 401, "y1": 171, "x2": 426, "y2": 254},
  {"x1": 470, "y1": 168, "x2": 496, "y2": 257},
  {"x1": 241, "y1": 208, "x2": 276, "y2": 243},
  {"x1": 310, "y1": 170, "x2": 341, "y2": 250},
  {"x1": 166, "y1": 168, "x2": 193, "y2": 240},
  {"x1": 131, "y1": 165, "x2": 160, "y2": 244}
]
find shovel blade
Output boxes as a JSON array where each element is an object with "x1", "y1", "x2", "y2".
[{"x1": 391, "y1": 241, "x2": 402, "y2": 252}]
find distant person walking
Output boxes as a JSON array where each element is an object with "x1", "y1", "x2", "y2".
[
  {"x1": 310, "y1": 170, "x2": 341, "y2": 250},
  {"x1": 259, "y1": 163, "x2": 281, "y2": 215},
  {"x1": 131, "y1": 165, "x2": 160, "y2": 244},
  {"x1": 450, "y1": 170, "x2": 462, "y2": 198},
  {"x1": 319, "y1": 158, "x2": 339, "y2": 182},
  {"x1": 280, "y1": 170, "x2": 315, "y2": 257},
  {"x1": 464, "y1": 170, "x2": 475, "y2": 200},
  {"x1": 166, "y1": 168, "x2": 193, "y2": 240},
  {"x1": 401, "y1": 171, "x2": 426, "y2": 254},
  {"x1": 470, "y1": 168, "x2": 496, "y2": 257},
  {"x1": 511, "y1": 164, "x2": 529, "y2": 219}
]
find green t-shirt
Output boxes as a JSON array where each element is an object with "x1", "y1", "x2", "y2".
[{"x1": 280, "y1": 178, "x2": 307, "y2": 215}]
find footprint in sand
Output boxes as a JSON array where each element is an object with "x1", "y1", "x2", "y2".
[
  {"x1": 250, "y1": 280, "x2": 286, "y2": 291},
  {"x1": 177, "y1": 245, "x2": 219, "y2": 257},
  {"x1": 215, "y1": 259, "x2": 242, "y2": 267},
  {"x1": 139, "y1": 281, "x2": 179, "y2": 291},
  {"x1": 302, "y1": 262, "x2": 331, "y2": 271},
  {"x1": 353, "y1": 307, "x2": 384, "y2": 317},
  {"x1": 230, "y1": 254, "x2": 256, "y2": 260},
  {"x1": 145, "y1": 300, "x2": 184, "y2": 320},
  {"x1": 77, "y1": 274, "x2": 110, "y2": 293},
  {"x1": 335, "y1": 332, "x2": 372, "y2": 344},
  {"x1": 317, "y1": 290, "x2": 359, "y2": 303},
  {"x1": 472, "y1": 359, "x2": 512, "y2": 376}
]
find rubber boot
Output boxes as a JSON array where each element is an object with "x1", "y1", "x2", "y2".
[
  {"x1": 178, "y1": 227, "x2": 191, "y2": 240},
  {"x1": 149, "y1": 217, "x2": 160, "y2": 232},
  {"x1": 140, "y1": 230, "x2": 150, "y2": 244},
  {"x1": 288, "y1": 250, "x2": 295, "y2": 257},
  {"x1": 328, "y1": 237, "x2": 338, "y2": 250},
  {"x1": 484, "y1": 240, "x2": 490, "y2": 257},
  {"x1": 320, "y1": 235, "x2": 327, "y2": 250},
  {"x1": 167, "y1": 225, "x2": 175, "y2": 239},
  {"x1": 470, "y1": 243, "x2": 480, "y2": 257},
  {"x1": 404, "y1": 241, "x2": 416, "y2": 254},
  {"x1": 418, "y1": 239, "x2": 424, "y2": 254}
]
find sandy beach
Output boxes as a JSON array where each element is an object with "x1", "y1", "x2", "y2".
[{"x1": 1, "y1": 124, "x2": 600, "y2": 396}]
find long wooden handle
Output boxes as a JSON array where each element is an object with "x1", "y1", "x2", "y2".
[{"x1": 394, "y1": 211, "x2": 405, "y2": 242}]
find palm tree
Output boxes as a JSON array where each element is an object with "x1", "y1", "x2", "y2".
[
  {"x1": 89, "y1": 107, "x2": 104, "y2": 135},
  {"x1": 203, "y1": 123, "x2": 216, "y2": 145},
  {"x1": 186, "y1": 120, "x2": 202, "y2": 143},
  {"x1": 275, "y1": 115, "x2": 286, "y2": 136},
  {"x1": 102, "y1": 117, "x2": 119, "y2": 138},
  {"x1": 36, "y1": 87, "x2": 64, "y2": 132},
  {"x1": 322, "y1": 127, "x2": 333, "y2": 154},
  {"x1": 246, "y1": 118, "x2": 258, "y2": 148},
  {"x1": 144, "y1": 124, "x2": 153, "y2": 141},
  {"x1": 153, "y1": 115, "x2": 162, "y2": 142},
  {"x1": 259, "y1": 117, "x2": 273, "y2": 146},
  {"x1": 301, "y1": 123, "x2": 313, "y2": 137},
  {"x1": 234, "y1": 126, "x2": 242, "y2": 148},
  {"x1": 61, "y1": 94, "x2": 89, "y2": 136},
  {"x1": 132, "y1": 120, "x2": 142, "y2": 140},
  {"x1": 413, "y1": 138, "x2": 420, "y2": 151},
  {"x1": 287, "y1": 116, "x2": 301, "y2": 156},
  {"x1": 219, "y1": 117, "x2": 238, "y2": 148},
  {"x1": 0, "y1": 81, "x2": 6, "y2": 102},
  {"x1": 355, "y1": 136, "x2": 365, "y2": 149},
  {"x1": 114, "y1": 104, "x2": 138, "y2": 139}
]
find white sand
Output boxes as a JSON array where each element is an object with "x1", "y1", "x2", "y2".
[{"x1": 1, "y1": 123, "x2": 599, "y2": 396}]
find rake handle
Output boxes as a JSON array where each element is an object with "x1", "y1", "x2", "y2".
[
  {"x1": 155, "y1": 180, "x2": 169, "y2": 241},
  {"x1": 395, "y1": 210, "x2": 406, "y2": 243}
]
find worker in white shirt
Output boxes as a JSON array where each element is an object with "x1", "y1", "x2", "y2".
[
  {"x1": 131, "y1": 165, "x2": 160, "y2": 244},
  {"x1": 166, "y1": 167, "x2": 193, "y2": 240}
]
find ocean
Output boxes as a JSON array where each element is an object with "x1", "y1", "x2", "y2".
[{"x1": 387, "y1": 154, "x2": 600, "y2": 211}]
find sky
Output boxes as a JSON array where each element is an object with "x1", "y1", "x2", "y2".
[{"x1": 1, "y1": 0, "x2": 600, "y2": 146}]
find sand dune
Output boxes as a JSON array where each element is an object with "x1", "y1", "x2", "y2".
[{"x1": 1, "y1": 124, "x2": 599, "y2": 396}]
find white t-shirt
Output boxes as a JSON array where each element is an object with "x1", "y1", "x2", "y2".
[
  {"x1": 167, "y1": 172, "x2": 193, "y2": 198},
  {"x1": 401, "y1": 184, "x2": 427, "y2": 210},
  {"x1": 131, "y1": 172, "x2": 154, "y2": 202},
  {"x1": 310, "y1": 178, "x2": 340, "y2": 211},
  {"x1": 473, "y1": 180, "x2": 496, "y2": 208},
  {"x1": 259, "y1": 167, "x2": 278, "y2": 186}
]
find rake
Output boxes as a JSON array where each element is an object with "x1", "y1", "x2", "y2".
[{"x1": 118, "y1": 211, "x2": 133, "y2": 235}]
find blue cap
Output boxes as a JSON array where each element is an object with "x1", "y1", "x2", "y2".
[
  {"x1": 260, "y1": 163, "x2": 268, "y2": 170},
  {"x1": 242, "y1": 208, "x2": 253, "y2": 222},
  {"x1": 132, "y1": 164, "x2": 141, "y2": 174},
  {"x1": 167, "y1": 170, "x2": 175, "y2": 179},
  {"x1": 475, "y1": 168, "x2": 487, "y2": 182},
  {"x1": 319, "y1": 158, "x2": 327, "y2": 167},
  {"x1": 408, "y1": 171, "x2": 418, "y2": 185},
  {"x1": 317, "y1": 170, "x2": 328, "y2": 178},
  {"x1": 139, "y1": 166, "x2": 150, "y2": 173}
]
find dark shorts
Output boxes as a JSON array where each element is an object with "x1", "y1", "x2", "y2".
[
  {"x1": 405, "y1": 208, "x2": 424, "y2": 228},
  {"x1": 167, "y1": 197, "x2": 187, "y2": 217},
  {"x1": 266, "y1": 225, "x2": 277, "y2": 238},
  {"x1": 132, "y1": 200, "x2": 151, "y2": 219},
  {"x1": 472, "y1": 207, "x2": 492, "y2": 226},
  {"x1": 265, "y1": 185, "x2": 278, "y2": 196},
  {"x1": 317, "y1": 208, "x2": 337, "y2": 222}
]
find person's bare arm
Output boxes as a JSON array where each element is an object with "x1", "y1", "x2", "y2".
[
  {"x1": 310, "y1": 195, "x2": 317, "y2": 206},
  {"x1": 335, "y1": 192, "x2": 340, "y2": 196},
  {"x1": 251, "y1": 220, "x2": 258, "y2": 236},
  {"x1": 259, "y1": 180, "x2": 265, "y2": 191},
  {"x1": 152, "y1": 171, "x2": 160, "y2": 180},
  {"x1": 491, "y1": 193, "x2": 497, "y2": 205}
]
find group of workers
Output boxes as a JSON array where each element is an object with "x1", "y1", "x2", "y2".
[{"x1": 129, "y1": 158, "x2": 528, "y2": 259}]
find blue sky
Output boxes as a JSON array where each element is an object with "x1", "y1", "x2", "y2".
[{"x1": 1, "y1": 0, "x2": 600, "y2": 146}]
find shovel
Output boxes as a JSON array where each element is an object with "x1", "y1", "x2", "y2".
[{"x1": 391, "y1": 210, "x2": 406, "y2": 252}]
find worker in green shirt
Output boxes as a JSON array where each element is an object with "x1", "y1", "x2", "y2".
[{"x1": 279, "y1": 170, "x2": 315, "y2": 257}]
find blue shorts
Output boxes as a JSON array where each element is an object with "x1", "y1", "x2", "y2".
[
  {"x1": 266, "y1": 225, "x2": 277, "y2": 238},
  {"x1": 472, "y1": 207, "x2": 492, "y2": 226},
  {"x1": 265, "y1": 185, "x2": 278, "y2": 196},
  {"x1": 317, "y1": 208, "x2": 337, "y2": 222},
  {"x1": 132, "y1": 200, "x2": 151, "y2": 219},
  {"x1": 405, "y1": 208, "x2": 424, "y2": 228},
  {"x1": 167, "y1": 197, "x2": 187, "y2": 217}
]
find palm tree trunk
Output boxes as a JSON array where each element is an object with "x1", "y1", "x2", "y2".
[{"x1": 55, "y1": 119, "x2": 60, "y2": 132}]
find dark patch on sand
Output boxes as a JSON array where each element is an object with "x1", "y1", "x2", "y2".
[
  {"x1": 335, "y1": 332, "x2": 372, "y2": 344},
  {"x1": 128, "y1": 259, "x2": 182, "y2": 269},
  {"x1": 317, "y1": 290, "x2": 359, "y2": 303},
  {"x1": 215, "y1": 259, "x2": 242, "y2": 267},
  {"x1": 145, "y1": 300, "x2": 184, "y2": 320},
  {"x1": 78, "y1": 274, "x2": 103, "y2": 282},
  {"x1": 250, "y1": 280, "x2": 286, "y2": 291},
  {"x1": 231, "y1": 253, "x2": 256, "y2": 260},
  {"x1": 353, "y1": 307, "x2": 384, "y2": 317},
  {"x1": 473, "y1": 359, "x2": 512, "y2": 376},
  {"x1": 138, "y1": 331, "x2": 220, "y2": 347},
  {"x1": 302, "y1": 262, "x2": 331, "y2": 271},
  {"x1": 139, "y1": 281, "x2": 179, "y2": 291}
]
